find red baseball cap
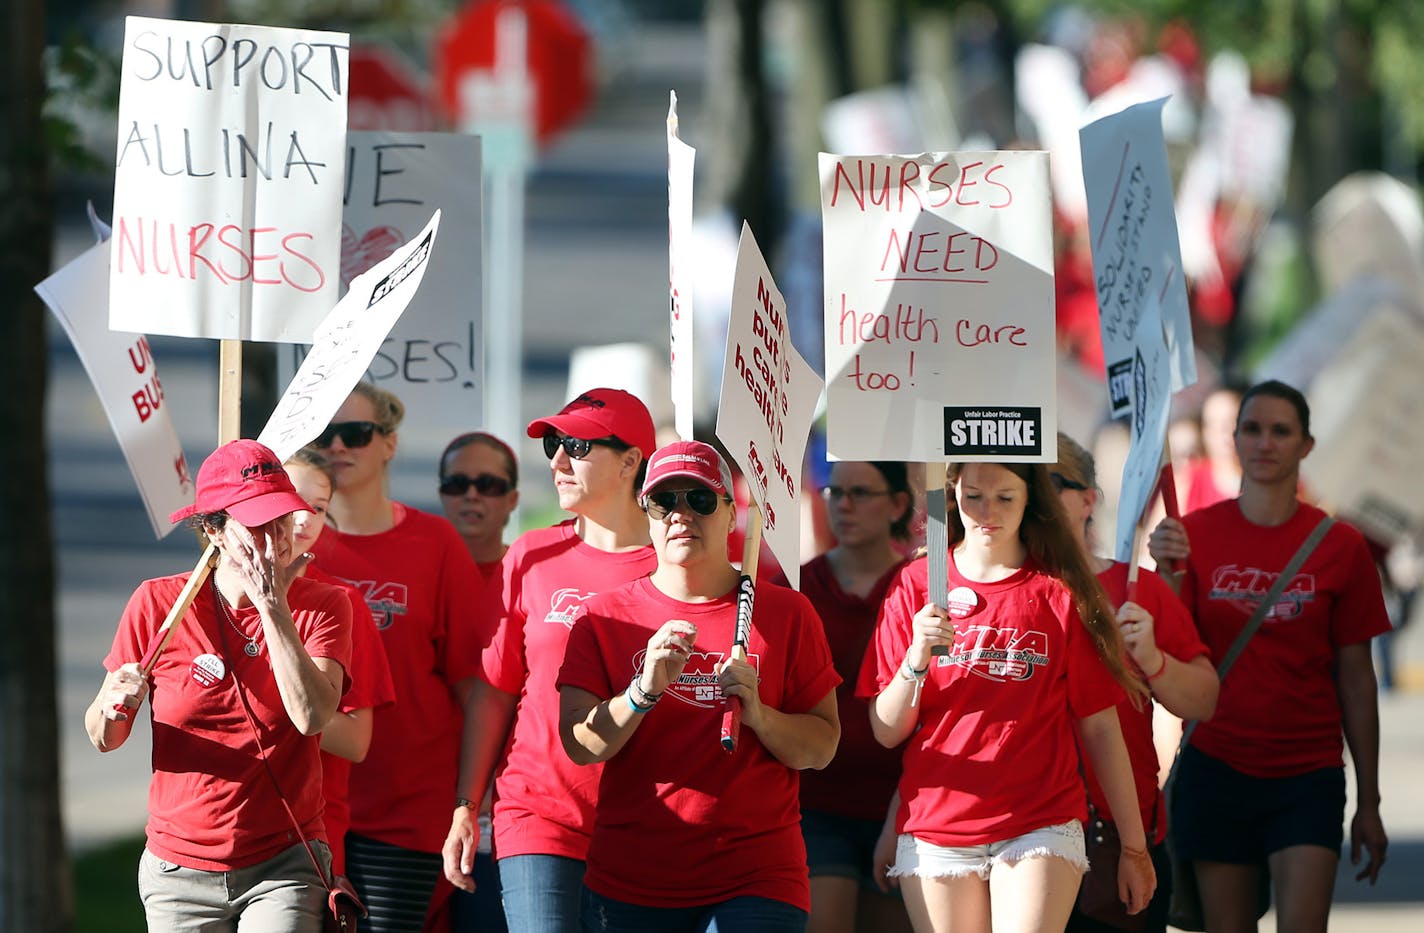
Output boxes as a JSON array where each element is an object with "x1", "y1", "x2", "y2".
[
  {"x1": 641, "y1": 440, "x2": 733, "y2": 497},
  {"x1": 169, "y1": 439, "x2": 313, "y2": 526},
  {"x1": 526, "y1": 388, "x2": 656, "y2": 456}
]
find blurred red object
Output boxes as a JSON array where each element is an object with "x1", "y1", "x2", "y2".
[{"x1": 348, "y1": 42, "x2": 439, "y2": 132}]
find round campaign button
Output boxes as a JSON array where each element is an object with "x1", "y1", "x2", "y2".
[
  {"x1": 191, "y1": 653, "x2": 227, "y2": 688},
  {"x1": 946, "y1": 585, "x2": 980, "y2": 618}
]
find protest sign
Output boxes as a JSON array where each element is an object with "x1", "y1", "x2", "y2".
[
  {"x1": 38, "y1": 239, "x2": 193, "y2": 537},
  {"x1": 717, "y1": 223, "x2": 824, "y2": 589},
  {"x1": 1081, "y1": 98, "x2": 1195, "y2": 417},
  {"x1": 668, "y1": 91, "x2": 697, "y2": 440},
  {"x1": 820, "y1": 150, "x2": 1056, "y2": 463},
  {"x1": 110, "y1": 17, "x2": 348, "y2": 342},
  {"x1": 1113, "y1": 294, "x2": 1171, "y2": 563},
  {"x1": 279, "y1": 132, "x2": 482, "y2": 443},
  {"x1": 259, "y1": 211, "x2": 442, "y2": 460},
  {"x1": 1255, "y1": 277, "x2": 1415, "y2": 393}
]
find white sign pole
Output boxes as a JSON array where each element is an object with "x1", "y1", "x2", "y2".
[{"x1": 668, "y1": 91, "x2": 698, "y2": 441}]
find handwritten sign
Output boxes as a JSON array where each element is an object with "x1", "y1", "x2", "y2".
[
  {"x1": 37, "y1": 239, "x2": 194, "y2": 537},
  {"x1": 668, "y1": 91, "x2": 697, "y2": 440},
  {"x1": 279, "y1": 132, "x2": 482, "y2": 435},
  {"x1": 110, "y1": 16, "x2": 348, "y2": 342},
  {"x1": 1080, "y1": 98, "x2": 1195, "y2": 416},
  {"x1": 259, "y1": 211, "x2": 442, "y2": 460},
  {"x1": 1113, "y1": 294, "x2": 1171, "y2": 562},
  {"x1": 716, "y1": 223, "x2": 823, "y2": 589},
  {"x1": 820, "y1": 150, "x2": 1057, "y2": 463}
]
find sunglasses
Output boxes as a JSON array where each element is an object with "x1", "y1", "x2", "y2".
[
  {"x1": 542, "y1": 433, "x2": 624, "y2": 461},
  {"x1": 439, "y1": 472, "x2": 514, "y2": 497},
  {"x1": 642, "y1": 487, "x2": 727, "y2": 520},
  {"x1": 1049, "y1": 472, "x2": 1088, "y2": 492},
  {"x1": 821, "y1": 485, "x2": 891, "y2": 505},
  {"x1": 314, "y1": 421, "x2": 382, "y2": 449}
]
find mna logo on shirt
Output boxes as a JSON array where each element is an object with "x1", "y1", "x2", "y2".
[
  {"x1": 339, "y1": 578, "x2": 409, "y2": 631},
  {"x1": 1209, "y1": 565, "x2": 1316, "y2": 621},
  {"x1": 544, "y1": 587, "x2": 594, "y2": 629},
  {"x1": 945, "y1": 625, "x2": 1049, "y2": 682}
]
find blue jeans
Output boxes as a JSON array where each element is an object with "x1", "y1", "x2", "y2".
[
  {"x1": 498, "y1": 854, "x2": 585, "y2": 933},
  {"x1": 581, "y1": 887, "x2": 808, "y2": 933}
]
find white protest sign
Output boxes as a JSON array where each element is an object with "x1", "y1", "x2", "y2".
[
  {"x1": 110, "y1": 17, "x2": 347, "y2": 342},
  {"x1": 1255, "y1": 277, "x2": 1415, "y2": 393},
  {"x1": 37, "y1": 239, "x2": 193, "y2": 537},
  {"x1": 1114, "y1": 294, "x2": 1172, "y2": 563},
  {"x1": 279, "y1": 132, "x2": 482, "y2": 445},
  {"x1": 259, "y1": 211, "x2": 442, "y2": 460},
  {"x1": 668, "y1": 91, "x2": 697, "y2": 441},
  {"x1": 1081, "y1": 98, "x2": 1196, "y2": 417},
  {"x1": 716, "y1": 223, "x2": 824, "y2": 590},
  {"x1": 820, "y1": 150, "x2": 1057, "y2": 463}
]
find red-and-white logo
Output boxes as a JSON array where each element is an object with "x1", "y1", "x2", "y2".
[
  {"x1": 943, "y1": 625, "x2": 1049, "y2": 682},
  {"x1": 1209, "y1": 565, "x2": 1315, "y2": 621},
  {"x1": 632, "y1": 648, "x2": 762, "y2": 708},
  {"x1": 544, "y1": 587, "x2": 594, "y2": 629},
  {"x1": 339, "y1": 578, "x2": 410, "y2": 631},
  {"x1": 190, "y1": 653, "x2": 226, "y2": 687}
]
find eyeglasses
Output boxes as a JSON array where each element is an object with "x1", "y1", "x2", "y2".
[
  {"x1": 1049, "y1": 472, "x2": 1088, "y2": 492},
  {"x1": 439, "y1": 472, "x2": 514, "y2": 497},
  {"x1": 642, "y1": 487, "x2": 727, "y2": 520},
  {"x1": 314, "y1": 421, "x2": 382, "y2": 449},
  {"x1": 821, "y1": 485, "x2": 892, "y2": 505},
  {"x1": 542, "y1": 433, "x2": 624, "y2": 461}
]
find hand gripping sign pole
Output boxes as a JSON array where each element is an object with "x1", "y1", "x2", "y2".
[
  {"x1": 925, "y1": 463, "x2": 950, "y2": 661},
  {"x1": 720, "y1": 502, "x2": 764, "y2": 753}
]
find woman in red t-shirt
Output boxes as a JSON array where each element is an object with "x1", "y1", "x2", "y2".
[
  {"x1": 1149, "y1": 380, "x2": 1389, "y2": 931},
  {"x1": 1051, "y1": 433, "x2": 1219, "y2": 933},
  {"x1": 799, "y1": 461, "x2": 914, "y2": 933},
  {"x1": 860, "y1": 461, "x2": 1155, "y2": 932}
]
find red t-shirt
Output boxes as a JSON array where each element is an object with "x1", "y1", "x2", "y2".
[
  {"x1": 1078, "y1": 564, "x2": 1206, "y2": 844},
  {"x1": 1179, "y1": 501, "x2": 1389, "y2": 777},
  {"x1": 856, "y1": 555, "x2": 1123, "y2": 847},
  {"x1": 558, "y1": 577, "x2": 840, "y2": 911},
  {"x1": 796, "y1": 553, "x2": 907, "y2": 821},
  {"x1": 480, "y1": 521, "x2": 657, "y2": 860},
  {"x1": 312, "y1": 504, "x2": 486, "y2": 853},
  {"x1": 105, "y1": 574, "x2": 351, "y2": 871},
  {"x1": 308, "y1": 565, "x2": 396, "y2": 875}
]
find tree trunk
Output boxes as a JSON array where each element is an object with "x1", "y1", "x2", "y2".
[{"x1": 0, "y1": 0, "x2": 70, "y2": 930}]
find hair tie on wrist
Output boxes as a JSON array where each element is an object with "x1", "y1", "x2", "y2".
[{"x1": 1144, "y1": 653, "x2": 1168, "y2": 681}]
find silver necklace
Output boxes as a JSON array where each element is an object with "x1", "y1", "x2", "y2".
[{"x1": 214, "y1": 580, "x2": 261, "y2": 657}]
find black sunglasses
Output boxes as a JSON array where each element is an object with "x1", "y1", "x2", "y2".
[
  {"x1": 439, "y1": 472, "x2": 514, "y2": 497},
  {"x1": 1049, "y1": 472, "x2": 1088, "y2": 492},
  {"x1": 642, "y1": 487, "x2": 727, "y2": 520},
  {"x1": 542, "y1": 433, "x2": 624, "y2": 461},
  {"x1": 315, "y1": 421, "x2": 382, "y2": 449}
]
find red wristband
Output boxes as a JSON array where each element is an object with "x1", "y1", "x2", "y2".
[{"x1": 1144, "y1": 653, "x2": 1168, "y2": 680}]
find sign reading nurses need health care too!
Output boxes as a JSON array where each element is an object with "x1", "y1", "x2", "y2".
[
  {"x1": 820, "y1": 151, "x2": 1057, "y2": 463},
  {"x1": 1080, "y1": 98, "x2": 1196, "y2": 417},
  {"x1": 717, "y1": 223, "x2": 823, "y2": 590},
  {"x1": 110, "y1": 17, "x2": 348, "y2": 342}
]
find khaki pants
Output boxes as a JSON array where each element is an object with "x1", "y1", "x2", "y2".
[{"x1": 138, "y1": 842, "x2": 329, "y2": 932}]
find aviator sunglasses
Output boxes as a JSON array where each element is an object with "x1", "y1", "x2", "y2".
[
  {"x1": 542, "y1": 433, "x2": 625, "y2": 461},
  {"x1": 314, "y1": 420, "x2": 382, "y2": 449},
  {"x1": 642, "y1": 487, "x2": 727, "y2": 521},
  {"x1": 439, "y1": 472, "x2": 514, "y2": 497}
]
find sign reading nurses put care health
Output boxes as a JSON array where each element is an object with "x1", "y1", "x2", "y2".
[
  {"x1": 820, "y1": 151, "x2": 1057, "y2": 463},
  {"x1": 716, "y1": 223, "x2": 823, "y2": 590},
  {"x1": 1080, "y1": 98, "x2": 1196, "y2": 416},
  {"x1": 110, "y1": 17, "x2": 348, "y2": 342}
]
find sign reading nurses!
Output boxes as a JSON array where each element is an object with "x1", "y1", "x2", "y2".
[
  {"x1": 820, "y1": 151, "x2": 1057, "y2": 463},
  {"x1": 110, "y1": 17, "x2": 348, "y2": 342},
  {"x1": 1080, "y1": 98, "x2": 1196, "y2": 417},
  {"x1": 716, "y1": 223, "x2": 823, "y2": 590}
]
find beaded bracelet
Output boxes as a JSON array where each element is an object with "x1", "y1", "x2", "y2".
[
  {"x1": 626, "y1": 676, "x2": 663, "y2": 714},
  {"x1": 626, "y1": 689, "x2": 655, "y2": 715}
]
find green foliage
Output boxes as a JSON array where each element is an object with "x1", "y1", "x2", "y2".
[
  {"x1": 43, "y1": 33, "x2": 121, "y2": 174},
  {"x1": 72, "y1": 836, "x2": 146, "y2": 933}
]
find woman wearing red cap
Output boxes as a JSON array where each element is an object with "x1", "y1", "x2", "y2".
[
  {"x1": 558, "y1": 440, "x2": 841, "y2": 931},
  {"x1": 308, "y1": 382, "x2": 486, "y2": 933},
  {"x1": 85, "y1": 439, "x2": 353, "y2": 931},
  {"x1": 442, "y1": 387, "x2": 660, "y2": 933}
]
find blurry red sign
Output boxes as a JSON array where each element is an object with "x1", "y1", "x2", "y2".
[
  {"x1": 349, "y1": 43, "x2": 439, "y2": 132},
  {"x1": 434, "y1": 0, "x2": 593, "y2": 145}
]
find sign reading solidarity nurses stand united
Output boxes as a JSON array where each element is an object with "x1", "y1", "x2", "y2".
[
  {"x1": 717, "y1": 223, "x2": 823, "y2": 590},
  {"x1": 110, "y1": 17, "x2": 348, "y2": 342},
  {"x1": 820, "y1": 151, "x2": 1057, "y2": 463},
  {"x1": 1080, "y1": 98, "x2": 1196, "y2": 417}
]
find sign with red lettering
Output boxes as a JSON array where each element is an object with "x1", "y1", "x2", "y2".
[
  {"x1": 820, "y1": 151, "x2": 1056, "y2": 462},
  {"x1": 1080, "y1": 98, "x2": 1195, "y2": 417},
  {"x1": 716, "y1": 223, "x2": 823, "y2": 589},
  {"x1": 110, "y1": 17, "x2": 348, "y2": 342},
  {"x1": 279, "y1": 132, "x2": 482, "y2": 452},
  {"x1": 37, "y1": 238, "x2": 194, "y2": 537}
]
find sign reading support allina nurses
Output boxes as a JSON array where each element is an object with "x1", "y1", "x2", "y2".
[
  {"x1": 820, "y1": 151, "x2": 1057, "y2": 463},
  {"x1": 110, "y1": 17, "x2": 348, "y2": 342},
  {"x1": 716, "y1": 223, "x2": 824, "y2": 590}
]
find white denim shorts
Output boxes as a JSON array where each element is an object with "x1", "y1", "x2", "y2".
[{"x1": 889, "y1": 820, "x2": 1088, "y2": 879}]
